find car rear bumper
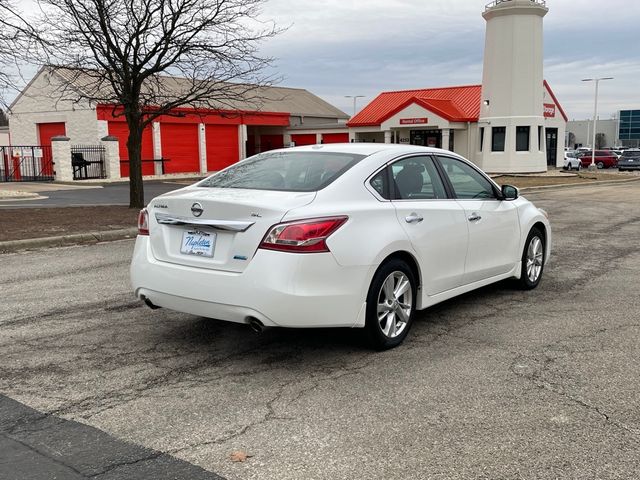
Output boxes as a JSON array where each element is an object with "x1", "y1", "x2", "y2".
[{"x1": 130, "y1": 236, "x2": 370, "y2": 328}]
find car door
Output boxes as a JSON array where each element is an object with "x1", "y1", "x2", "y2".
[
  {"x1": 434, "y1": 155, "x2": 520, "y2": 285},
  {"x1": 376, "y1": 155, "x2": 468, "y2": 296}
]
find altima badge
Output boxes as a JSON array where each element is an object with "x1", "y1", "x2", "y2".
[{"x1": 191, "y1": 202, "x2": 204, "y2": 217}]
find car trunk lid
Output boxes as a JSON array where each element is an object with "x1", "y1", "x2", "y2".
[{"x1": 148, "y1": 187, "x2": 316, "y2": 272}]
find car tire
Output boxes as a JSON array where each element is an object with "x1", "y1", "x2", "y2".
[
  {"x1": 596, "y1": 161, "x2": 604, "y2": 169},
  {"x1": 518, "y1": 227, "x2": 545, "y2": 290},
  {"x1": 364, "y1": 259, "x2": 417, "y2": 350}
]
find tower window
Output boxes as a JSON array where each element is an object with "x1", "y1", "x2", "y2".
[
  {"x1": 516, "y1": 126, "x2": 530, "y2": 151},
  {"x1": 491, "y1": 127, "x2": 506, "y2": 152},
  {"x1": 538, "y1": 126, "x2": 543, "y2": 151}
]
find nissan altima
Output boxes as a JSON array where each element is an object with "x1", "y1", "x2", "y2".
[{"x1": 131, "y1": 144, "x2": 551, "y2": 349}]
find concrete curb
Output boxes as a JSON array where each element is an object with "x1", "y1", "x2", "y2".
[
  {"x1": 519, "y1": 176, "x2": 640, "y2": 193},
  {"x1": 0, "y1": 227, "x2": 138, "y2": 254}
]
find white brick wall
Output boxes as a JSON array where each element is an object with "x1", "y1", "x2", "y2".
[{"x1": 9, "y1": 69, "x2": 101, "y2": 146}]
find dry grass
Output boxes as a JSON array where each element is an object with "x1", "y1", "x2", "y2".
[{"x1": 493, "y1": 172, "x2": 636, "y2": 189}]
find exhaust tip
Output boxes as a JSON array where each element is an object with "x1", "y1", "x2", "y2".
[
  {"x1": 248, "y1": 317, "x2": 265, "y2": 334},
  {"x1": 140, "y1": 295, "x2": 161, "y2": 310}
]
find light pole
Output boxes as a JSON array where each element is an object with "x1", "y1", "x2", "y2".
[
  {"x1": 582, "y1": 77, "x2": 613, "y2": 170},
  {"x1": 345, "y1": 95, "x2": 365, "y2": 117}
]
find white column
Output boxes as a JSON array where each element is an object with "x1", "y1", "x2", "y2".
[
  {"x1": 441, "y1": 128, "x2": 451, "y2": 151},
  {"x1": 96, "y1": 120, "x2": 109, "y2": 140},
  {"x1": 283, "y1": 133, "x2": 292, "y2": 148},
  {"x1": 100, "y1": 135, "x2": 121, "y2": 180},
  {"x1": 239, "y1": 125, "x2": 247, "y2": 160},
  {"x1": 152, "y1": 122, "x2": 162, "y2": 175},
  {"x1": 51, "y1": 136, "x2": 73, "y2": 182},
  {"x1": 384, "y1": 130, "x2": 392, "y2": 144},
  {"x1": 348, "y1": 130, "x2": 356, "y2": 143},
  {"x1": 198, "y1": 123, "x2": 207, "y2": 174},
  {"x1": 316, "y1": 133, "x2": 322, "y2": 144}
]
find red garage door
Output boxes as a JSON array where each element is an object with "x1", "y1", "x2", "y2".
[
  {"x1": 37, "y1": 122, "x2": 66, "y2": 146},
  {"x1": 37, "y1": 123, "x2": 66, "y2": 177},
  {"x1": 161, "y1": 123, "x2": 200, "y2": 174},
  {"x1": 260, "y1": 134, "x2": 284, "y2": 152},
  {"x1": 322, "y1": 133, "x2": 349, "y2": 144},
  {"x1": 291, "y1": 134, "x2": 316, "y2": 147},
  {"x1": 206, "y1": 125, "x2": 238, "y2": 171},
  {"x1": 108, "y1": 121, "x2": 155, "y2": 176}
]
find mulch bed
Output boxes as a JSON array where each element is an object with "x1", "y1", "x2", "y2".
[{"x1": 0, "y1": 206, "x2": 138, "y2": 242}]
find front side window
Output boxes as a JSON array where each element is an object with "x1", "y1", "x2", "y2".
[
  {"x1": 200, "y1": 151, "x2": 365, "y2": 192},
  {"x1": 516, "y1": 126, "x2": 530, "y2": 152},
  {"x1": 492, "y1": 127, "x2": 506, "y2": 152},
  {"x1": 390, "y1": 156, "x2": 447, "y2": 200},
  {"x1": 436, "y1": 156, "x2": 496, "y2": 200}
]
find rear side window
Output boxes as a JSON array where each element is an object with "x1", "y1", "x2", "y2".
[
  {"x1": 200, "y1": 151, "x2": 365, "y2": 192},
  {"x1": 390, "y1": 156, "x2": 447, "y2": 200}
]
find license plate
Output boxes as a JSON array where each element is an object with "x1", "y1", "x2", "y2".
[{"x1": 180, "y1": 230, "x2": 215, "y2": 257}]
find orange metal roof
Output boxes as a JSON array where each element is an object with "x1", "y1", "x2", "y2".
[
  {"x1": 347, "y1": 82, "x2": 568, "y2": 126},
  {"x1": 347, "y1": 85, "x2": 482, "y2": 127}
]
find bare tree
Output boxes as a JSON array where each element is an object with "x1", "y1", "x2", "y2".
[
  {"x1": 17, "y1": 0, "x2": 280, "y2": 208},
  {"x1": 596, "y1": 133, "x2": 606, "y2": 150}
]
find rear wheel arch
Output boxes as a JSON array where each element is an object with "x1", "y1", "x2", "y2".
[{"x1": 379, "y1": 251, "x2": 422, "y2": 293}]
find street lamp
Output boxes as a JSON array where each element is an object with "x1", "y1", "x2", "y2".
[
  {"x1": 345, "y1": 95, "x2": 365, "y2": 117},
  {"x1": 582, "y1": 77, "x2": 613, "y2": 170}
]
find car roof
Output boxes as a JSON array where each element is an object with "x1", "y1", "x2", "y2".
[{"x1": 267, "y1": 142, "x2": 457, "y2": 158}]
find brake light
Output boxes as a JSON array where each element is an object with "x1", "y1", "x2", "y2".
[
  {"x1": 138, "y1": 208, "x2": 149, "y2": 235},
  {"x1": 259, "y1": 216, "x2": 348, "y2": 253}
]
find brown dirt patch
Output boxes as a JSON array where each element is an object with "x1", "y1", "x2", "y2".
[
  {"x1": 0, "y1": 206, "x2": 138, "y2": 242},
  {"x1": 494, "y1": 172, "x2": 636, "y2": 188}
]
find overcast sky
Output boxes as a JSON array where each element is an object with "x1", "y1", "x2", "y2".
[
  {"x1": 8, "y1": 0, "x2": 639, "y2": 120},
  {"x1": 258, "y1": 0, "x2": 640, "y2": 120}
]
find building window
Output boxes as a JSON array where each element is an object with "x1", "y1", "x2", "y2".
[
  {"x1": 538, "y1": 126, "x2": 543, "y2": 151},
  {"x1": 479, "y1": 127, "x2": 485, "y2": 152},
  {"x1": 491, "y1": 127, "x2": 506, "y2": 152},
  {"x1": 516, "y1": 126, "x2": 530, "y2": 151}
]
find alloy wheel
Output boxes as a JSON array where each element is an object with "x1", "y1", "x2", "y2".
[
  {"x1": 526, "y1": 236, "x2": 544, "y2": 283},
  {"x1": 377, "y1": 271, "x2": 413, "y2": 338}
]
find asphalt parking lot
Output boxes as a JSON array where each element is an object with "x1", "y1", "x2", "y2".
[{"x1": 1, "y1": 182, "x2": 639, "y2": 479}]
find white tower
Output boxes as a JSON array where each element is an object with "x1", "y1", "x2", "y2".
[{"x1": 478, "y1": 0, "x2": 548, "y2": 173}]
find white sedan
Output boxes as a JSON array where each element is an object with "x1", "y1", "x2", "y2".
[{"x1": 131, "y1": 144, "x2": 551, "y2": 349}]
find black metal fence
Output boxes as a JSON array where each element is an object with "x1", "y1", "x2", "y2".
[
  {"x1": 0, "y1": 146, "x2": 54, "y2": 182},
  {"x1": 70, "y1": 145, "x2": 106, "y2": 180}
]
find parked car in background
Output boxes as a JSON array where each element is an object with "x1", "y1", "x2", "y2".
[
  {"x1": 618, "y1": 149, "x2": 640, "y2": 171},
  {"x1": 575, "y1": 150, "x2": 618, "y2": 169},
  {"x1": 563, "y1": 150, "x2": 581, "y2": 170},
  {"x1": 131, "y1": 144, "x2": 551, "y2": 349}
]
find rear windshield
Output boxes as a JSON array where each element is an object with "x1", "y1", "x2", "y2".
[
  {"x1": 199, "y1": 151, "x2": 366, "y2": 192},
  {"x1": 623, "y1": 150, "x2": 640, "y2": 158}
]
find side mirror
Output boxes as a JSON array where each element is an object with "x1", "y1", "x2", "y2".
[{"x1": 501, "y1": 184, "x2": 519, "y2": 200}]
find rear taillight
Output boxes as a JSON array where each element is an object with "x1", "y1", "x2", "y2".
[
  {"x1": 138, "y1": 208, "x2": 149, "y2": 235},
  {"x1": 259, "y1": 216, "x2": 348, "y2": 253}
]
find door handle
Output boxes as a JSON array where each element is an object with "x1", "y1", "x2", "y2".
[
  {"x1": 468, "y1": 213, "x2": 482, "y2": 222},
  {"x1": 405, "y1": 213, "x2": 424, "y2": 224}
]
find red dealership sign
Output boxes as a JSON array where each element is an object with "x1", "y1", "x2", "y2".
[
  {"x1": 400, "y1": 118, "x2": 429, "y2": 125},
  {"x1": 543, "y1": 104, "x2": 556, "y2": 118}
]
